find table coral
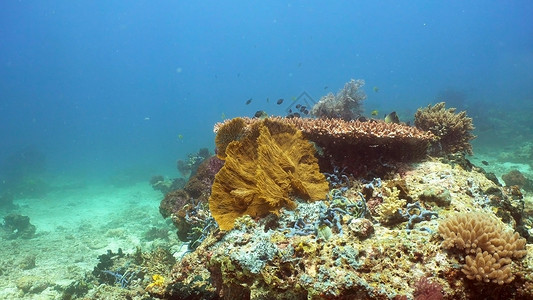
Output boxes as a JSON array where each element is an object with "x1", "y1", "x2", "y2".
[{"x1": 214, "y1": 116, "x2": 436, "y2": 176}]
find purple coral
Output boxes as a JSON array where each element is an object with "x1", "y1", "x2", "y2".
[{"x1": 413, "y1": 277, "x2": 443, "y2": 300}]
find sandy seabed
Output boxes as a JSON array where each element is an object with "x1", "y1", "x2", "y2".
[{"x1": 0, "y1": 181, "x2": 180, "y2": 300}]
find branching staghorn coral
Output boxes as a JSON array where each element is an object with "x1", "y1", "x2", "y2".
[
  {"x1": 414, "y1": 102, "x2": 475, "y2": 155},
  {"x1": 439, "y1": 211, "x2": 527, "y2": 284},
  {"x1": 311, "y1": 79, "x2": 367, "y2": 120}
]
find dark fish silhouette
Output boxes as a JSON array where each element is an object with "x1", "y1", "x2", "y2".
[
  {"x1": 481, "y1": 160, "x2": 489, "y2": 166},
  {"x1": 296, "y1": 104, "x2": 301, "y2": 109},
  {"x1": 384, "y1": 111, "x2": 400, "y2": 124},
  {"x1": 245, "y1": 98, "x2": 252, "y2": 105},
  {"x1": 277, "y1": 99, "x2": 284, "y2": 105},
  {"x1": 254, "y1": 110, "x2": 268, "y2": 118}
]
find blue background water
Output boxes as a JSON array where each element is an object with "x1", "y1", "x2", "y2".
[{"x1": 1, "y1": 1, "x2": 532, "y2": 188}]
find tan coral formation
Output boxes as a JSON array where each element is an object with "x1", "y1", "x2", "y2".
[
  {"x1": 215, "y1": 117, "x2": 437, "y2": 175},
  {"x1": 214, "y1": 116, "x2": 436, "y2": 144},
  {"x1": 414, "y1": 102, "x2": 475, "y2": 155},
  {"x1": 439, "y1": 212, "x2": 527, "y2": 284}
]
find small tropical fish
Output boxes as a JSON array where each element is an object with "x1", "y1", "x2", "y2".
[
  {"x1": 245, "y1": 98, "x2": 252, "y2": 105},
  {"x1": 177, "y1": 134, "x2": 184, "y2": 140},
  {"x1": 371, "y1": 110, "x2": 379, "y2": 116},
  {"x1": 254, "y1": 110, "x2": 268, "y2": 119},
  {"x1": 373, "y1": 86, "x2": 379, "y2": 92},
  {"x1": 384, "y1": 111, "x2": 400, "y2": 124},
  {"x1": 324, "y1": 86, "x2": 328, "y2": 90},
  {"x1": 221, "y1": 112, "x2": 226, "y2": 120},
  {"x1": 296, "y1": 104, "x2": 301, "y2": 109},
  {"x1": 481, "y1": 160, "x2": 489, "y2": 166},
  {"x1": 277, "y1": 98, "x2": 284, "y2": 105},
  {"x1": 303, "y1": 109, "x2": 309, "y2": 115}
]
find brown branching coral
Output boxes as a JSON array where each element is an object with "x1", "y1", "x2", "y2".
[
  {"x1": 215, "y1": 116, "x2": 436, "y2": 176},
  {"x1": 310, "y1": 79, "x2": 367, "y2": 120},
  {"x1": 439, "y1": 212, "x2": 527, "y2": 284},
  {"x1": 414, "y1": 102, "x2": 475, "y2": 155},
  {"x1": 209, "y1": 119, "x2": 329, "y2": 231}
]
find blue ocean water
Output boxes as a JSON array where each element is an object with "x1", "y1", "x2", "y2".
[{"x1": 1, "y1": 1, "x2": 532, "y2": 187}]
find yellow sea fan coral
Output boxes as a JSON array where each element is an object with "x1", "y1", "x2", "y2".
[
  {"x1": 438, "y1": 212, "x2": 527, "y2": 284},
  {"x1": 414, "y1": 102, "x2": 475, "y2": 155},
  {"x1": 209, "y1": 119, "x2": 329, "y2": 231},
  {"x1": 214, "y1": 117, "x2": 247, "y2": 159}
]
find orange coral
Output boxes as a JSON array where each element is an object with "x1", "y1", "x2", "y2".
[
  {"x1": 209, "y1": 119, "x2": 329, "y2": 230},
  {"x1": 214, "y1": 117, "x2": 247, "y2": 159}
]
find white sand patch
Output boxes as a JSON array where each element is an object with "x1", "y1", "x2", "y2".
[{"x1": 0, "y1": 182, "x2": 181, "y2": 300}]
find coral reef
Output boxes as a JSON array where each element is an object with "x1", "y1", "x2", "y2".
[
  {"x1": 439, "y1": 212, "x2": 527, "y2": 284},
  {"x1": 155, "y1": 160, "x2": 533, "y2": 300},
  {"x1": 215, "y1": 116, "x2": 437, "y2": 176},
  {"x1": 159, "y1": 155, "x2": 223, "y2": 245},
  {"x1": 310, "y1": 79, "x2": 367, "y2": 120},
  {"x1": 210, "y1": 118, "x2": 329, "y2": 230},
  {"x1": 177, "y1": 148, "x2": 212, "y2": 177},
  {"x1": 414, "y1": 102, "x2": 476, "y2": 155},
  {"x1": 150, "y1": 175, "x2": 186, "y2": 195}
]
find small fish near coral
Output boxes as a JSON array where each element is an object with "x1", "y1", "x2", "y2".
[{"x1": 384, "y1": 111, "x2": 400, "y2": 124}]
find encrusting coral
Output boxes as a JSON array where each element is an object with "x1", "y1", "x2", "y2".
[
  {"x1": 414, "y1": 102, "x2": 475, "y2": 155},
  {"x1": 439, "y1": 211, "x2": 527, "y2": 284},
  {"x1": 209, "y1": 118, "x2": 329, "y2": 230}
]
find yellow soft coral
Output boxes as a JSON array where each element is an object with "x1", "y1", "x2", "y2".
[
  {"x1": 209, "y1": 118, "x2": 329, "y2": 230},
  {"x1": 377, "y1": 187, "x2": 406, "y2": 225},
  {"x1": 146, "y1": 274, "x2": 165, "y2": 290}
]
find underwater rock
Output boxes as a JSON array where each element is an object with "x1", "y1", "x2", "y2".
[
  {"x1": 347, "y1": 218, "x2": 374, "y2": 239},
  {"x1": 16, "y1": 276, "x2": 49, "y2": 294},
  {"x1": 1, "y1": 214, "x2": 36, "y2": 239},
  {"x1": 502, "y1": 169, "x2": 533, "y2": 192},
  {"x1": 160, "y1": 160, "x2": 533, "y2": 299},
  {"x1": 418, "y1": 187, "x2": 452, "y2": 207}
]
